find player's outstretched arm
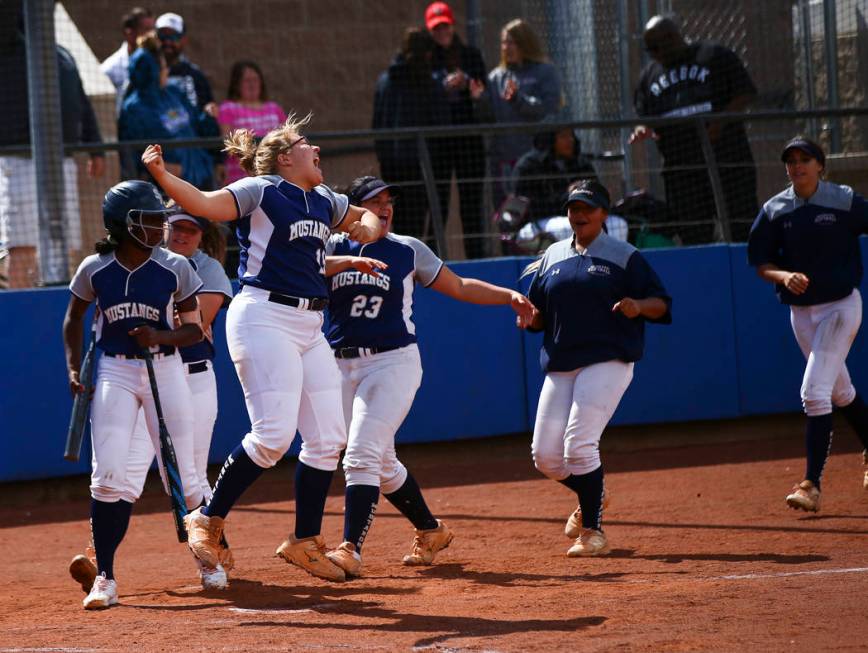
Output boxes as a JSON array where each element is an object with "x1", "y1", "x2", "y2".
[
  {"x1": 324, "y1": 256, "x2": 388, "y2": 277},
  {"x1": 142, "y1": 144, "x2": 237, "y2": 222},
  {"x1": 63, "y1": 295, "x2": 91, "y2": 395},
  {"x1": 430, "y1": 266, "x2": 536, "y2": 321}
]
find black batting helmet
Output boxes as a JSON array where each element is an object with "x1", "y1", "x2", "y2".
[{"x1": 102, "y1": 180, "x2": 175, "y2": 247}]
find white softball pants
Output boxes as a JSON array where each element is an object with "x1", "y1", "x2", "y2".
[
  {"x1": 337, "y1": 345, "x2": 423, "y2": 492},
  {"x1": 790, "y1": 289, "x2": 862, "y2": 416},
  {"x1": 227, "y1": 285, "x2": 346, "y2": 470},
  {"x1": 532, "y1": 360, "x2": 634, "y2": 480},
  {"x1": 124, "y1": 362, "x2": 219, "y2": 503},
  {"x1": 89, "y1": 354, "x2": 203, "y2": 508}
]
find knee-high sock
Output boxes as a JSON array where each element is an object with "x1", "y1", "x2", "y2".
[
  {"x1": 805, "y1": 413, "x2": 834, "y2": 489},
  {"x1": 383, "y1": 472, "x2": 438, "y2": 531},
  {"x1": 559, "y1": 466, "x2": 605, "y2": 531},
  {"x1": 294, "y1": 462, "x2": 334, "y2": 539},
  {"x1": 203, "y1": 444, "x2": 265, "y2": 519},
  {"x1": 91, "y1": 499, "x2": 133, "y2": 580},
  {"x1": 839, "y1": 394, "x2": 868, "y2": 450},
  {"x1": 343, "y1": 484, "x2": 379, "y2": 552}
]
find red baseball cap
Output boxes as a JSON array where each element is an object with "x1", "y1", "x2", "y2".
[{"x1": 425, "y1": 2, "x2": 454, "y2": 30}]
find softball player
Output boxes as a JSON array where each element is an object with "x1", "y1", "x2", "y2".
[
  {"x1": 141, "y1": 114, "x2": 382, "y2": 582},
  {"x1": 63, "y1": 181, "x2": 205, "y2": 609},
  {"x1": 521, "y1": 180, "x2": 671, "y2": 557},
  {"x1": 748, "y1": 137, "x2": 868, "y2": 511},
  {"x1": 321, "y1": 176, "x2": 535, "y2": 577}
]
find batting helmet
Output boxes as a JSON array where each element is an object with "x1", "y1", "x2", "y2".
[{"x1": 102, "y1": 180, "x2": 175, "y2": 248}]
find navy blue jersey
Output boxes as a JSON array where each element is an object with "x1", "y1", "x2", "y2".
[
  {"x1": 325, "y1": 233, "x2": 444, "y2": 349},
  {"x1": 70, "y1": 247, "x2": 202, "y2": 357},
  {"x1": 528, "y1": 232, "x2": 672, "y2": 372},
  {"x1": 179, "y1": 250, "x2": 234, "y2": 363},
  {"x1": 227, "y1": 175, "x2": 350, "y2": 298},
  {"x1": 748, "y1": 181, "x2": 868, "y2": 306}
]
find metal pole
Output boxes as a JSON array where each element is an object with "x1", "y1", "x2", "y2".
[
  {"x1": 800, "y1": 0, "x2": 817, "y2": 136},
  {"x1": 696, "y1": 119, "x2": 731, "y2": 243},
  {"x1": 617, "y1": 0, "x2": 634, "y2": 194},
  {"x1": 24, "y1": 0, "x2": 68, "y2": 284},
  {"x1": 465, "y1": 0, "x2": 481, "y2": 50},
  {"x1": 416, "y1": 134, "x2": 449, "y2": 259},
  {"x1": 823, "y1": 0, "x2": 840, "y2": 152}
]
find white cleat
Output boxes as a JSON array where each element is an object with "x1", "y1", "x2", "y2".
[{"x1": 82, "y1": 573, "x2": 118, "y2": 610}]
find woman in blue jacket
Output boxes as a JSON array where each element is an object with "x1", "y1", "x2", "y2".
[{"x1": 119, "y1": 35, "x2": 217, "y2": 190}]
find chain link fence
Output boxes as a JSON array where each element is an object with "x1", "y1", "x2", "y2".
[{"x1": 4, "y1": 0, "x2": 868, "y2": 287}]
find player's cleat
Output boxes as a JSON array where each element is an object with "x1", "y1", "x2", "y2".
[
  {"x1": 402, "y1": 520, "x2": 454, "y2": 566},
  {"x1": 195, "y1": 559, "x2": 228, "y2": 590},
  {"x1": 69, "y1": 554, "x2": 98, "y2": 594},
  {"x1": 82, "y1": 573, "x2": 118, "y2": 610},
  {"x1": 565, "y1": 489, "x2": 611, "y2": 539},
  {"x1": 325, "y1": 541, "x2": 363, "y2": 578},
  {"x1": 184, "y1": 508, "x2": 225, "y2": 568},
  {"x1": 218, "y1": 544, "x2": 235, "y2": 572},
  {"x1": 567, "y1": 529, "x2": 610, "y2": 557},
  {"x1": 786, "y1": 480, "x2": 821, "y2": 512},
  {"x1": 275, "y1": 534, "x2": 346, "y2": 582}
]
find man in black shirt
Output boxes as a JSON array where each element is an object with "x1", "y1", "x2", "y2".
[{"x1": 631, "y1": 15, "x2": 758, "y2": 244}]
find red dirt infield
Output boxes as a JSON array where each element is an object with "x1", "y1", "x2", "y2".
[{"x1": 2, "y1": 414, "x2": 867, "y2": 652}]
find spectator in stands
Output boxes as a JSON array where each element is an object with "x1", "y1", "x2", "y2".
[
  {"x1": 119, "y1": 35, "x2": 218, "y2": 191},
  {"x1": 483, "y1": 19, "x2": 561, "y2": 208},
  {"x1": 218, "y1": 61, "x2": 286, "y2": 186},
  {"x1": 373, "y1": 27, "x2": 450, "y2": 246},
  {"x1": 0, "y1": 6, "x2": 104, "y2": 288},
  {"x1": 155, "y1": 12, "x2": 217, "y2": 117},
  {"x1": 631, "y1": 14, "x2": 758, "y2": 244},
  {"x1": 425, "y1": 1, "x2": 488, "y2": 259},
  {"x1": 513, "y1": 128, "x2": 597, "y2": 222},
  {"x1": 100, "y1": 7, "x2": 154, "y2": 117}
]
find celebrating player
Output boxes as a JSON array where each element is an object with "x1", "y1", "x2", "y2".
[
  {"x1": 520, "y1": 180, "x2": 671, "y2": 557},
  {"x1": 141, "y1": 114, "x2": 381, "y2": 582},
  {"x1": 748, "y1": 137, "x2": 868, "y2": 511},
  {"x1": 63, "y1": 181, "x2": 206, "y2": 609},
  {"x1": 319, "y1": 176, "x2": 535, "y2": 577}
]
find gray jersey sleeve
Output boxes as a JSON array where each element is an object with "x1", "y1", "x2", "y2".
[
  {"x1": 314, "y1": 184, "x2": 350, "y2": 228},
  {"x1": 69, "y1": 254, "x2": 109, "y2": 302},
  {"x1": 226, "y1": 176, "x2": 270, "y2": 218},
  {"x1": 192, "y1": 251, "x2": 233, "y2": 300},
  {"x1": 325, "y1": 233, "x2": 347, "y2": 256},
  {"x1": 157, "y1": 249, "x2": 203, "y2": 303},
  {"x1": 398, "y1": 235, "x2": 443, "y2": 287}
]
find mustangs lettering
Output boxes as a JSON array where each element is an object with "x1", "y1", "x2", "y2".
[
  {"x1": 103, "y1": 302, "x2": 161, "y2": 323},
  {"x1": 289, "y1": 219, "x2": 331, "y2": 242},
  {"x1": 331, "y1": 270, "x2": 391, "y2": 292}
]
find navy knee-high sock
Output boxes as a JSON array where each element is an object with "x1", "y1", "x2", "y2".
[
  {"x1": 805, "y1": 413, "x2": 834, "y2": 489},
  {"x1": 343, "y1": 484, "x2": 379, "y2": 552},
  {"x1": 559, "y1": 466, "x2": 605, "y2": 531},
  {"x1": 91, "y1": 499, "x2": 133, "y2": 580},
  {"x1": 294, "y1": 462, "x2": 334, "y2": 539},
  {"x1": 838, "y1": 394, "x2": 868, "y2": 449},
  {"x1": 203, "y1": 445, "x2": 265, "y2": 519},
  {"x1": 383, "y1": 473, "x2": 438, "y2": 531}
]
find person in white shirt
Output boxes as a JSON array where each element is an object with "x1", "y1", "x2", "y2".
[{"x1": 100, "y1": 7, "x2": 154, "y2": 117}]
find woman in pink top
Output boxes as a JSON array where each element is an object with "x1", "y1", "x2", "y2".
[{"x1": 218, "y1": 61, "x2": 287, "y2": 185}]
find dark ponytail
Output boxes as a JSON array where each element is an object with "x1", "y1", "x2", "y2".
[{"x1": 94, "y1": 231, "x2": 122, "y2": 254}]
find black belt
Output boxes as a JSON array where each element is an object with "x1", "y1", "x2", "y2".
[
  {"x1": 186, "y1": 361, "x2": 208, "y2": 374},
  {"x1": 268, "y1": 292, "x2": 328, "y2": 311},
  {"x1": 105, "y1": 350, "x2": 174, "y2": 360},
  {"x1": 334, "y1": 345, "x2": 402, "y2": 359}
]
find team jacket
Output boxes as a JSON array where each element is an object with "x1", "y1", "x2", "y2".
[
  {"x1": 227, "y1": 176, "x2": 349, "y2": 299},
  {"x1": 325, "y1": 233, "x2": 444, "y2": 349},
  {"x1": 69, "y1": 247, "x2": 202, "y2": 357},
  {"x1": 748, "y1": 180, "x2": 868, "y2": 306},
  {"x1": 528, "y1": 232, "x2": 672, "y2": 373}
]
